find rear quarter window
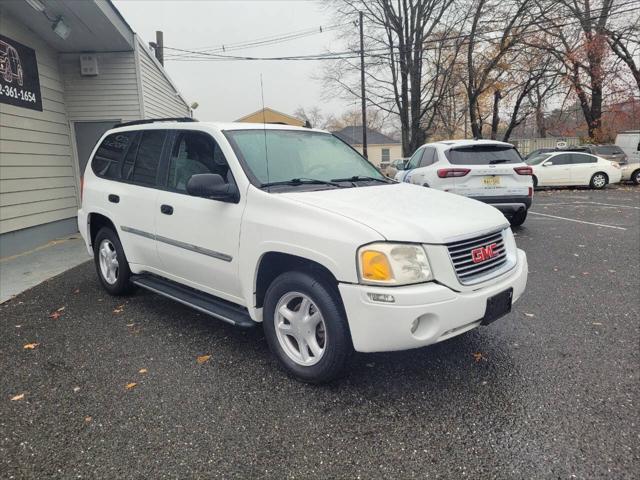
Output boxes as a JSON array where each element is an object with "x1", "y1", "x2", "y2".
[
  {"x1": 445, "y1": 145, "x2": 522, "y2": 165},
  {"x1": 92, "y1": 132, "x2": 137, "y2": 179}
]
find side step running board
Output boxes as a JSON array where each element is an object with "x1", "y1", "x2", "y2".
[{"x1": 131, "y1": 274, "x2": 257, "y2": 328}]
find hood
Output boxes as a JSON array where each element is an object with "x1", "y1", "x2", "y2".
[{"x1": 281, "y1": 183, "x2": 509, "y2": 244}]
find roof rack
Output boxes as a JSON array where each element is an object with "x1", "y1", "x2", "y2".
[{"x1": 113, "y1": 117, "x2": 198, "y2": 128}]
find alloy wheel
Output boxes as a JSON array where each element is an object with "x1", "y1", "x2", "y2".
[
  {"x1": 98, "y1": 239, "x2": 119, "y2": 285},
  {"x1": 593, "y1": 174, "x2": 606, "y2": 188},
  {"x1": 274, "y1": 291, "x2": 327, "y2": 366}
]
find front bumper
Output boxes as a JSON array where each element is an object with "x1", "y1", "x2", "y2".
[{"x1": 339, "y1": 249, "x2": 528, "y2": 352}]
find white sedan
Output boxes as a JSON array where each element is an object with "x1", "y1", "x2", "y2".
[{"x1": 526, "y1": 151, "x2": 622, "y2": 189}]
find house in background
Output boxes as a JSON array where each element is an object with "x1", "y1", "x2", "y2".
[
  {"x1": 0, "y1": 0, "x2": 190, "y2": 257},
  {"x1": 332, "y1": 126, "x2": 402, "y2": 168},
  {"x1": 236, "y1": 107, "x2": 305, "y2": 127}
]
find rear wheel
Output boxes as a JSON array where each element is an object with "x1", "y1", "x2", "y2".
[
  {"x1": 509, "y1": 209, "x2": 527, "y2": 227},
  {"x1": 632, "y1": 169, "x2": 640, "y2": 185},
  {"x1": 532, "y1": 175, "x2": 538, "y2": 188},
  {"x1": 93, "y1": 227, "x2": 133, "y2": 295},
  {"x1": 590, "y1": 172, "x2": 608, "y2": 189},
  {"x1": 263, "y1": 270, "x2": 352, "y2": 383}
]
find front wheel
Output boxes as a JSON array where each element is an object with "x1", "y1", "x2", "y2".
[
  {"x1": 263, "y1": 270, "x2": 352, "y2": 383},
  {"x1": 93, "y1": 227, "x2": 133, "y2": 295},
  {"x1": 532, "y1": 175, "x2": 538, "y2": 188},
  {"x1": 590, "y1": 172, "x2": 608, "y2": 189},
  {"x1": 631, "y1": 169, "x2": 640, "y2": 185}
]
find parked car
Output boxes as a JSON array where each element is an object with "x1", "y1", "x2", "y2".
[
  {"x1": 395, "y1": 140, "x2": 533, "y2": 227},
  {"x1": 578, "y1": 144, "x2": 627, "y2": 164},
  {"x1": 78, "y1": 119, "x2": 528, "y2": 383},
  {"x1": 385, "y1": 157, "x2": 408, "y2": 178},
  {"x1": 526, "y1": 151, "x2": 622, "y2": 189},
  {"x1": 0, "y1": 39, "x2": 24, "y2": 86},
  {"x1": 615, "y1": 131, "x2": 640, "y2": 184},
  {"x1": 524, "y1": 146, "x2": 588, "y2": 160}
]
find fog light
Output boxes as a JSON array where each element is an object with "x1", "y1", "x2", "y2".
[{"x1": 367, "y1": 293, "x2": 395, "y2": 303}]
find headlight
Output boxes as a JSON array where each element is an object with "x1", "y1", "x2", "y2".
[{"x1": 357, "y1": 242, "x2": 433, "y2": 286}]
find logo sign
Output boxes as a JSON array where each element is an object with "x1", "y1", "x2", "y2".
[
  {"x1": 471, "y1": 243, "x2": 498, "y2": 263},
  {"x1": 0, "y1": 34, "x2": 42, "y2": 112}
]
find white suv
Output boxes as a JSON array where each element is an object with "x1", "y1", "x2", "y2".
[
  {"x1": 78, "y1": 120, "x2": 528, "y2": 383},
  {"x1": 395, "y1": 140, "x2": 533, "y2": 226}
]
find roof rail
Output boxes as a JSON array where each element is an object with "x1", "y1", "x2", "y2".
[{"x1": 113, "y1": 117, "x2": 198, "y2": 128}]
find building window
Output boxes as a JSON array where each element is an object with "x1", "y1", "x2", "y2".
[{"x1": 381, "y1": 148, "x2": 390, "y2": 163}]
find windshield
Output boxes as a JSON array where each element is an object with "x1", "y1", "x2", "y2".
[
  {"x1": 445, "y1": 145, "x2": 522, "y2": 165},
  {"x1": 224, "y1": 129, "x2": 384, "y2": 185},
  {"x1": 526, "y1": 153, "x2": 553, "y2": 165}
]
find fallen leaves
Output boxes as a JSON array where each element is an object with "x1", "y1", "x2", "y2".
[
  {"x1": 84, "y1": 416, "x2": 92, "y2": 423},
  {"x1": 49, "y1": 306, "x2": 65, "y2": 320},
  {"x1": 472, "y1": 352, "x2": 486, "y2": 363},
  {"x1": 196, "y1": 355, "x2": 211, "y2": 365},
  {"x1": 23, "y1": 342, "x2": 39, "y2": 350},
  {"x1": 138, "y1": 368, "x2": 148, "y2": 374},
  {"x1": 125, "y1": 382, "x2": 137, "y2": 390},
  {"x1": 10, "y1": 393, "x2": 25, "y2": 401},
  {"x1": 113, "y1": 304, "x2": 125, "y2": 314},
  {"x1": 73, "y1": 386, "x2": 81, "y2": 393}
]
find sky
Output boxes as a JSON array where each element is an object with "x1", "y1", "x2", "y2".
[{"x1": 113, "y1": 0, "x2": 348, "y2": 122}]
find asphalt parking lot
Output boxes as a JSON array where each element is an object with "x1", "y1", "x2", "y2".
[{"x1": 1, "y1": 186, "x2": 638, "y2": 479}]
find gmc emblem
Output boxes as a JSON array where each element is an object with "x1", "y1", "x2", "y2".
[{"x1": 471, "y1": 243, "x2": 498, "y2": 263}]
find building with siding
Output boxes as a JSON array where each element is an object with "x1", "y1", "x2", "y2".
[
  {"x1": 0, "y1": 0, "x2": 190, "y2": 257},
  {"x1": 332, "y1": 126, "x2": 402, "y2": 168}
]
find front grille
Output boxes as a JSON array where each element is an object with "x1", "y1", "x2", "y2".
[{"x1": 446, "y1": 230, "x2": 508, "y2": 284}]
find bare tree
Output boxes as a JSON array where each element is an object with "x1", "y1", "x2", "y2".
[
  {"x1": 325, "y1": 0, "x2": 461, "y2": 155},
  {"x1": 604, "y1": 18, "x2": 640, "y2": 91},
  {"x1": 532, "y1": 0, "x2": 620, "y2": 140}
]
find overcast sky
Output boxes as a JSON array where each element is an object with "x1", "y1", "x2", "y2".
[{"x1": 113, "y1": 0, "x2": 348, "y2": 122}]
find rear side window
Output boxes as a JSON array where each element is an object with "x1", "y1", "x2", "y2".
[
  {"x1": 445, "y1": 145, "x2": 522, "y2": 165},
  {"x1": 552, "y1": 154, "x2": 572, "y2": 165},
  {"x1": 127, "y1": 130, "x2": 167, "y2": 186},
  {"x1": 571, "y1": 153, "x2": 597, "y2": 164},
  {"x1": 92, "y1": 132, "x2": 137, "y2": 180},
  {"x1": 419, "y1": 147, "x2": 437, "y2": 167},
  {"x1": 91, "y1": 130, "x2": 167, "y2": 187}
]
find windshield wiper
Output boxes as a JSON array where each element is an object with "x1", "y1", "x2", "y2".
[
  {"x1": 330, "y1": 175, "x2": 392, "y2": 183},
  {"x1": 261, "y1": 177, "x2": 343, "y2": 188},
  {"x1": 488, "y1": 159, "x2": 511, "y2": 164}
]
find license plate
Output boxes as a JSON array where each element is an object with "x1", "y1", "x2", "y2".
[
  {"x1": 482, "y1": 176, "x2": 500, "y2": 186},
  {"x1": 481, "y1": 288, "x2": 513, "y2": 325}
]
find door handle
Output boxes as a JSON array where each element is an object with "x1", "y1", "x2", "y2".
[
  {"x1": 108, "y1": 194, "x2": 119, "y2": 203},
  {"x1": 160, "y1": 204, "x2": 174, "y2": 215}
]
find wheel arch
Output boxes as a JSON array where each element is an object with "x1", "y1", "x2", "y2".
[
  {"x1": 88, "y1": 212, "x2": 118, "y2": 248},
  {"x1": 254, "y1": 251, "x2": 340, "y2": 310}
]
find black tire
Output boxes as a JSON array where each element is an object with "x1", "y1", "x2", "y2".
[
  {"x1": 263, "y1": 270, "x2": 352, "y2": 383},
  {"x1": 589, "y1": 172, "x2": 608, "y2": 189},
  {"x1": 532, "y1": 175, "x2": 538, "y2": 188},
  {"x1": 93, "y1": 227, "x2": 133, "y2": 295},
  {"x1": 632, "y1": 169, "x2": 640, "y2": 185},
  {"x1": 509, "y1": 209, "x2": 527, "y2": 227}
]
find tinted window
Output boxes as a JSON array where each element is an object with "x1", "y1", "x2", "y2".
[
  {"x1": 571, "y1": 153, "x2": 597, "y2": 164},
  {"x1": 595, "y1": 145, "x2": 622, "y2": 155},
  {"x1": 126, "y1": 130, "x2": 166, "y2": 186},
  {"x1": 419, "y1": 147, "x2": 437, "y2": 167},
  {"x1": 445, "y1": 145, "x2": 522, "y2": 165},
  {"x1": 168, "y1": 131, "x2": 229, "y2": 192},
  {"x1": 526, "y1": 153, "x2": 552, "y2": 165},
  {"x1": 92, "y1": 132, "x2": 137, "y2": 180},
  {"x1": 552, "y1": 154, "x2": 572, "y2": 165}
]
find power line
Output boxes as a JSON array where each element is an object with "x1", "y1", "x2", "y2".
[{"x1": 163, "y1": 1, "x2": 640, "y2": 62}]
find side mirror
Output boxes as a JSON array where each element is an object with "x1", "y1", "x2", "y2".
[
  {"x1": 186, "y1": 173, "x2": 238, "y2": 202},
  {"x1": 543, "y1": 161, "x2": 553, "y2": 166}
]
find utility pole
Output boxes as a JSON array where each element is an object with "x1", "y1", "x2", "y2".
[
  {"x1": 359, "y1": 11, "x2": 368, "y2": 159},
  {"x1": 155, "y1": 30, "x2": 164, "y2": 66}
]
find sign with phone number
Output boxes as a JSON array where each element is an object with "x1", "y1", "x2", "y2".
[{"x1": 0, "y1": 33, "x2": 42, "y2": 112}]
